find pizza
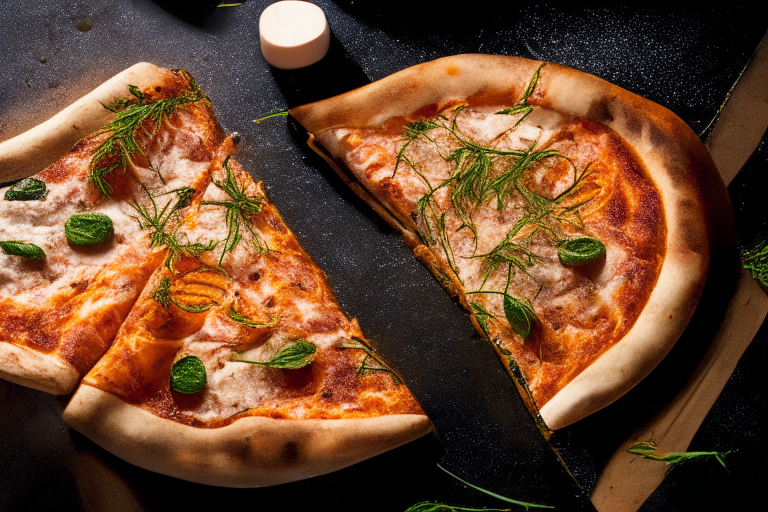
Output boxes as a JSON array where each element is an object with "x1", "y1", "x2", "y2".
[
  {"x1": 0, "y1": 64, "x2": 223, "y2": 394},
  {"x1": 289, "y1": 54, "x2": 732, "y2": 430},
  {"x1": 0, "y1": 63, "x2": 430, "y2": 486}
]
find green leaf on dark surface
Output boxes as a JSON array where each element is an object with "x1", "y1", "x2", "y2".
[
  {"x1": 437, "y1": 464, "x2": 554, "y2": 510},
  {"x1": 65, "y1": 213, "x2": 113, "y2": 245},
  {"x1": 558, "y1": 236, "x2": 605, "y2": 266},
  {"x1": 4, "y1": 177, "x2": 47, "y2": 201},
  {"x1": 405, "y1": 503, "x2": 510, "y2": 512},
  {"x1": 253, "y1": 110, "x2": 288, "y2": 123},
  {"x1": 232, "y1": 339, "x2": 316, "y2": 369},
  {"x1": 503, "y1": 295, "x2": 536, "y2": 340},
  {"x1": 0, "y1": 240, "x2": 45, "y2": 259},
  {"x1": 170, "y1": 355, "x2": 207, "y2": 394},
  {"x1": 627, "y1": 438, "x2": 730, "y2": 474},
  {"x1": 742, "y1": 237, "x2": 768, "y2": 288}
]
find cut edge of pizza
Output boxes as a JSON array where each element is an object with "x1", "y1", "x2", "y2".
[
  {"x1": 289, "y1": 54, "x2": 735, "y2": 430},
  {"x1": 1, "y1": 63, "x2": 431, "y2": 486},
  {"x1": 63, "y1": 142, "x2": 430, "y2": 486}
]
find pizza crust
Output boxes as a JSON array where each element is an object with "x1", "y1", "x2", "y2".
[
  {"x1": 0, "y1": 62, "x2": 169, "y2": 183},
  {"x1": 64, "y1": 384, "x2": 432, "y2": 487},
  {"x1": 291, "y1": 54, "x2": 734, "y2": 430},
  {"x1": 0, "y1": 342, "x2": 79, "y2": 394}
]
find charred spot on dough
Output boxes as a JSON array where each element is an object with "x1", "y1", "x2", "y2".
[
  {"x1": 674, "y1": 197, "x2": 708, "y2": 253},
  {"x1": 280, "y1": 440, "x2": 302, "y2": 464},
  {"x1": 264, "y1": 296, "x2": 275, "y2": 308},
  {"x1": 586, "y1": 97, "x2": 615, "y2": 124},
  {"x1": 69, "y1": 280, "x2": 89, "y2": 293}
]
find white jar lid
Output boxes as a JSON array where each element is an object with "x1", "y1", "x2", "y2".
[{"x1": 259, "y1": 1, "x2": 330, "y2": 70}]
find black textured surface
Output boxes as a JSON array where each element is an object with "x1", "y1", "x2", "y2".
[{"x1": 1, "y1": 2, "x2": 767, "y2": 511}]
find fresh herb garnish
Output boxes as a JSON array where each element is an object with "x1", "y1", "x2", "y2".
[
  {"x1": 339, "y1": 336, "x2": 403, "y2": 385},
  {"x1": 558, "y1": 236, "x2": 605, "y2": 266},
  {"x1": 496, "y1": 63, "x2": 545, "y2": 126},
  {"x1": 742, "y1": 237, "x2": 768, "y2": 288},
  {"x1": 201, "y1": 156, "x2": 268, "y2": 265},
  {"x1": 228, "y1": 304, "x2": 279, "y2": 328},
  {"x1": 254, "y1": 110, "x2": 289, "y2": 123},
  {"x1": 65, "y1": 213, "x2": 113, "y2": 245},
  {"x1": 4, "y1": 178, "x2": 47, "y2": 201},
  {"x1": 0, "y1": 240, "x2": 45, "y2": 259},
  {"x1": 90, "y1": 83, "x2": 205, "y2": 197},
  {"x1": 153, "y1": 269, "x2": 225, "y2": 313},
  {"x1": 405, "y1": 503, "x2": 510, "y2": 512},
  {"x1": 131, "y1": 186, "x2": 216, "y2": 271},
  {"x1": 437, "y1": 464, "x2": 554, "y2": 510},
  {"x1": 170, "y1": 355, "x2": 207, "y2": 394},
  {"x1": 232, "y1": 339, "x2": 316, "y2": 369},
  {"x1": 470, "y1": 301, "x2": 496, "y2": 339},
  {"x1": 627, "y1": 438, "x2": 730, "y2": 474}
]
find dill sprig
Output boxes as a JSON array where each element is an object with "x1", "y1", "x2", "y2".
[
  {"x1": 201, "y1": 156, "x2": 268, "y2": 266},
  {"x1": 742, "y1": 237, "x2": 768, "y2": 288},
  {"x1": 131, "y1": 185, "x2": 217, "y2": 272},
  {"x1": 496, "y1": 63, "x2": 545, "y2": 126},
  {"x1": 437, "y1": 464, "x2": 554, "y2": 510},
  {"x1": 627, "y1": 438, "x2": 730, "y2": 474},
  {"x1": 392, "y1": 65, "x2": 599, "y2": 340},
  {"x1": 228, "y1": 304, "x2": 279, "y2": 329},
  {"x1": 405, "y1": 503, "x2": 509, "y2": 512},
  {"x1": 90, "y1": 83, "x2": 205, "y2": 197},
  {"x1": 339, "y1": 336, "x2": 403, "y2": 385}
]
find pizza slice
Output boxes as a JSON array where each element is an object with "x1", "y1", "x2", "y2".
[
  {"x1": 63, "y1": 142, "x2": 430, "y2": 486},
  {"x1": 0, "y1": 65, "x2": 224, "y2": 394},
  {"x1": 290, "y1": 55, "x2": 733, "y2": 430}
]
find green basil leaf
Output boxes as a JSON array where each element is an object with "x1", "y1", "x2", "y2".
[
  {"x1": 0, "y1": 240, "x2": 45, "y2": 259},
  {"x1": 503, "y1": 295, "x2": 536, "y2": 340},
  {"x1": 558, "y1": 236, "x2": 606, "y2": 266},
  {"x1": 233, "y1": 339, "x2": 316, "y2": 370},
  {"x1": 65, "y1": 213, "x2": 113, "y2": 245},
  {"x1": 228, "y1": 304, "x2": 279, "y2": 328},
  {"x1": 4, "y1": 178, "x2": 47, "y2": 201},
  {"x1": 170, "y1": 355, "x2": 207, "y2": 394}
]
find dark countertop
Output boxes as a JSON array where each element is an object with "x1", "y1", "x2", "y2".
[{"x1": 1, "y1": 2, "x2": 766, "y2": 511}]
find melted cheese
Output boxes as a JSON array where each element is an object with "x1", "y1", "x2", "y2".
[{"x1": 316, "y1": 103, "x2": 666, "y2": 407}]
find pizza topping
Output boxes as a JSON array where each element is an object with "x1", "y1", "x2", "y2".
[
  {"x1": 64, "y1": 213, "x2": 114, "y2": 245},
  {"x1": 201, "y1": 156, "x2": 268, "y2": 265},
  {"x1": 4, "y1": 177, "x2": 47, "y2": 201},
  {"x1": 132, "y1": 186, "x2": 217, "y2": 271},
  {"x1": 232, "y1": 339, "x2": 317, "y2": 369},
  {"x1": 496, "y1": 62, "x2": 545, "y2": 125},
  {"x1": 339, "y1": 337, "x2": 403, "y2": 385},
  {"x1": 557, "y1": 236, "x2": 606, "y2": 266},
  {"x1": 153, "y1": 268, "x2": 227, "y2": 313},
  {"x1": 90, "y1": 83, "x2": 206, "y2": 197},
  {"x1": 228, "y1": 303, "x2": 279, "y2": 329},
  {"x1": 312, "y1": 67, "x2": 666, "y2": 407},
  {"x1": 0, "y1": 240, "x2": 45, "y2": 259},
  {"x1": 170, "y1": 355, "x2": 207, "y2": 394}
]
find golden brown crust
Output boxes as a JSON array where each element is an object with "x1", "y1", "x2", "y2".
[
  {"x1": 64, "y1": 385, "x2": 432, "y2": 487},
  {"x1": 0, "y1": 63, "x2": 169, "y2": 183},
  {"x1": 0, "y1": 342, "x2": 79, "y2": 394},
  {"x1": 290, "y1": 54, "x2": 731, "y2": 429}
]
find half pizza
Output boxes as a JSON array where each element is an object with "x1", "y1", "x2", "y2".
[
  {"x1": 289, "y1": 54, "x2": 733, "y2": 430},
  {"x1": 1, "y1": 63, "x2": 430, "y2": 485}
]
